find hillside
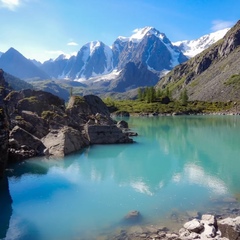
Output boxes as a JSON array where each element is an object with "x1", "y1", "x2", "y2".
[
  {"x1": 3, "y1": 72, "x2": 33, "y2": 91},
  {"x1": 156, "y1": 20, "x2": 240, "y2": 102}
]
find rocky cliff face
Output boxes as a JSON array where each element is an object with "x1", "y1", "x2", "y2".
[
  {"x1": 156, "y1": 20, "x2": 240, "y2": 102},
  {"x1": 109, "y1": 62, "x2": 159, "y2": 92},
  {"x1": 0, "y1": 70, "x2": 10, "y2": 178}
]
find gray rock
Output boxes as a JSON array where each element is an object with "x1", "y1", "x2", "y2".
[
  {"x1": 218, "y1": 216, "x2": 240, "y2": 239},
  {"x1": 123, "y1": 210, "x2": 142, "y2": 225},
  {"x1": 201, "y1": 214, "x2": 217, "y2": 226},
  {"x1": 117, "y1": 120, "x2": 129, "y2": 129},
  {"x1": 9, "y1": 126, "x2": 46, "y2": 156},
  {"x1": 183, "y1": 219, "x2": 204, "y2": 233},
  {"x1": 84, "y1": 124, "x2": 133, "y2": 144},
  {"x1": 42, "y1": 126, "x2": 89, "y2": 157},
  {"x1": 200, "y1": 224, "x2": 216, "y2": 238},
  {"x1": 218, "y1": 222, "x2": 240, "y2": 240}
]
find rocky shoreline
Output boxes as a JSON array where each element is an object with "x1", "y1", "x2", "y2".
[
  {"x1": 0, "y1": 70, "x2": 135, "y2": 177},
  {"x1": 89, "y1": 209, "x2": 240, "y2": 240},
  {"x1": 106, "y1": 214, "x2": 240, "y2": 240}
]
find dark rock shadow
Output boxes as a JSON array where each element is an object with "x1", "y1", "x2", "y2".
[{"x1": 0, "y1": 176, "x2": 12, "y2": 239}]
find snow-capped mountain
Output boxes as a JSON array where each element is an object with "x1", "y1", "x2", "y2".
[
  {"x1": 68, "y1": 41, "x2": 113, "y2": 79},
  {"x1": 173, "y1": 28, "x2": 230, "y2": 58},
  {"x1": 113, "y1": 27, "x2": 188, "y2": 71},
  {"x1": 41, "y1": 27, "x2": 188, "y2": 82},
  {"x1": 0, "y1": 26, "x2": 229, "y2": 93}
]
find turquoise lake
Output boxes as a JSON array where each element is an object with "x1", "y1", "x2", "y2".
[{"x1": 1, "y1": 115, "x2": 240, "y2": 240}]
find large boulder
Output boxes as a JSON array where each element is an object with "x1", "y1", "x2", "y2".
[
  {"x1": 122, "y1": 210, "x2": 142, "y2": 225},
  {"x1": 66, "y1": 95, "x2": 111, "y2": 125},
  {"x1": 84, "y1": 124, "x2": 133, "y2": 144},
  {"x1": 8, "y1": 126, "x2": 46, "y2": 161},
  {"x1": 15, "y1": 111, "x2": 49, "y2": 139},
  {"x1": 218, "y1": 216, "x2": 240, "y2": 240},
  {"x1": 183, "y1": 218, "x2": 204, "y2": 234},
  {"x1": 42, "y1": 126, "x2": 89, "y2": 157}
]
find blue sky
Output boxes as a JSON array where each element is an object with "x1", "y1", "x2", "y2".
[{"x1": 0, "y1": 0, "x2": 239, "y2": 62}]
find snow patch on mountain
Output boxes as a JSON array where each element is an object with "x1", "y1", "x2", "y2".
[
  {"x1": 93, "y1": 69, "x2": 121, "y2": 82},
  {"x1": 118, "y1": 26, "x2": 166, "y2": 43},
  {"x1": 103, "y1": 44, "x2": 113, "y2": 72},
  {"x1": 173, "y1": 28, "x2": 230, "y2": 58}
]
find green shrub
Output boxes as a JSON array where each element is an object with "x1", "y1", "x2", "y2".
[
  {"x1": 41, "y1": 111, "x2": 56, "y2": 120},
  {"x1": 224, "y1": 74, "x2": 240, "y2": 87}
]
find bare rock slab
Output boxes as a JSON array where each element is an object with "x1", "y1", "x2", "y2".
[{"x1": 42, "y1": 126, "x2": 89, "y2": 157}]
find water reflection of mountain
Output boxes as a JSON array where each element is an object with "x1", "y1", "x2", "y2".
[
  {"x1": 127, "y1": 116, "x2": 240, "y2": 195},
  {"x1": 77, "y1": 116, "x2": 240, "y2": 196},
  {"x1": 7, "y1": 116, "x2": 240, "y2": 199}
]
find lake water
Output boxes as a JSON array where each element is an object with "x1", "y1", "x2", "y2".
[{"x1": 1, "y1": 115, "x2": 240, "y2": 240}]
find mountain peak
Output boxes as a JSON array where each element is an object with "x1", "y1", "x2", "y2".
[
  {"x1": 5, "y1": 47, "x2": 21, "y2": 55},
  {"x1": 118, "y1": 26, "x2": 166, "y2": 43}
]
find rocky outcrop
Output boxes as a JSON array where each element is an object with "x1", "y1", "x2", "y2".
[
  {"x1": 66, "y1": 95, "x2": 111, "y2": 124},
  {"x1": 2, "y1": 88, "x2": 133, "y2": 161},
  {"x1": 0, "y1": 70, "x2": 10, "y2": 178},
  {"x1": 8, "y1": 126, "x2": 45, "y2": 161}
]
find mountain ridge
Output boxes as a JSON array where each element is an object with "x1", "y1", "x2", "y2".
[
  {"x1": 0, "y1": 26, "x2": 231, "y2": 95},
  {"x1": 156, "y1": 20, "x2": 240, "y2": 102},
  {"x1": 0, "y1": 48, "x2": 49, "y2": 80}
]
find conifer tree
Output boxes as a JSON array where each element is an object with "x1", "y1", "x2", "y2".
[
  {"x1": 180, "y1": 88, "x2": 189, "y2": 105},
  {"x1": 138, "y1": 88, "x2": 143, "y2": 100}
]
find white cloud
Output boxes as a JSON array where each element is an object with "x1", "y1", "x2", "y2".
[
  {"x1": 0, "y1": 0, "x2": 20, "y2": 10},
  {"x1": 67, "y1": 41, "x2": 78, "y2": 46},
  {"x1": 211, "y1": 20, "x2": 234, "y2": 31}
]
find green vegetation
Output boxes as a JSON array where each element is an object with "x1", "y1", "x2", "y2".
[
  {"x1": 41, "y1": 110, "x2": 63, "y2": 121},
  {"x1": 179, "y1": 88, "x2": 189, "y2": 106},
  {"x1": 103, "y1": 96, "x2": 233, "y2": 115},
  {"x1": 4, "y1": 73, "x2": 33, "y2": 91},
  {"x1": 224, "y1": 74, "x2": 240, "y2": 88},
  {"x1": 73, "y1": 95, "x2": 85, "y2": 104},
  {"x1": 137, "y1": 86, "x2": 157, "y2": 103},
  {"x1": 18, "y1": 96, "x2": 38, "y2": 104},
  {"x1": 15, "y1": 115, "x2": 24, "y2": 120},
  {"x1": 166, "y1": 77, "x2": 186, "y2": 93}
]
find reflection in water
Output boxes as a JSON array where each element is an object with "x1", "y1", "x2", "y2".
[
  {"x1": 4, "y1": 116, "x2": 240, "y2": 239},
  {"x1": 0, "y1": 177, "x2": 12, "y2": 239}
]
